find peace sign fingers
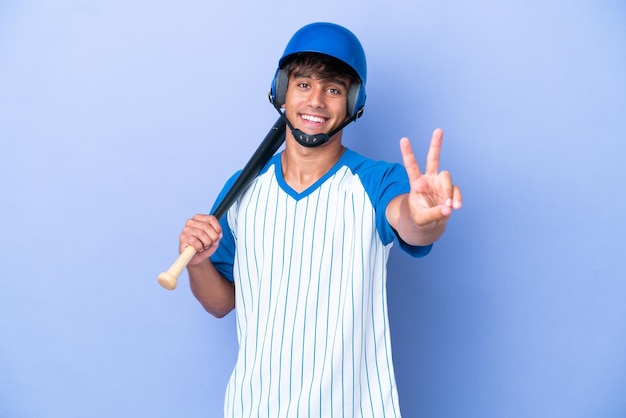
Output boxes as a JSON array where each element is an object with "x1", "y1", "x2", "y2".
[{"x1": 399, "y1": 128, "x2": 462, "y2": 219}]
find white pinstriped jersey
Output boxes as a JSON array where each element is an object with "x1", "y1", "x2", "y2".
[{"x1": 211, "y1": 149, "x2": 431, "y2": 418}]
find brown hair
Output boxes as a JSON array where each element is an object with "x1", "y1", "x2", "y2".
[{"x1": 282, "y1": 53, "x2": 359, "y2": 86}]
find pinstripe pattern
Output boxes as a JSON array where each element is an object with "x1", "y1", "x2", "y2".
[{"x1": 215, "y1": 150, "x2": 424, "y2": 418}]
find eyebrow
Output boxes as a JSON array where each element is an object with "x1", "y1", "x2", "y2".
[{"x1": 292, "y1": 73, "x2": 349, "y2": 90}]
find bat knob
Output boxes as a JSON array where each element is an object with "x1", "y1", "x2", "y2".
[{"x1": 158, "y1": 272, "x2": 178, "y2": 290}]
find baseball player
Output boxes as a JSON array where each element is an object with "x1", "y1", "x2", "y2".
[{"x1": 177, "y1": 22, "x2": 462, "y2": 417}]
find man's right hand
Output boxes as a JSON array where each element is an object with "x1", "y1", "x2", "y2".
[{"x1": 179, "y1": 214, "x2": 223, "y2": 266}]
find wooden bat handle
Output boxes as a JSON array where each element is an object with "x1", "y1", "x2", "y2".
[{"x1": 157, "y1": 246, "x2": 198, "y2": 290}]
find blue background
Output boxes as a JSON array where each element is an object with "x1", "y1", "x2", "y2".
[{"x1": 1, "y1": 1, "x2": 625, "y2": 417}]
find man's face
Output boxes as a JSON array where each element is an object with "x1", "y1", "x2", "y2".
[{"x1": 283, "y1": 70, "x2": 350, "y2": 138}]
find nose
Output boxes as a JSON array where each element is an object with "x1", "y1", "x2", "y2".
[{"x1": 307, "y1": 85, "x2": 326, "y2": 108}]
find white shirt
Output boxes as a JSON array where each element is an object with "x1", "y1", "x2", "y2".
[{"x1": 211, "y1": 149, "x2": 431, "y2": 418}]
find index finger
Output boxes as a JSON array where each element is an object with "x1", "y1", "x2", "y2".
[
  {"x1": 399, "y1": 137, "x2": 423, "y2": 181},
  {"x1": 425, "y1": 128, "x2": 444, "y2": 175}
]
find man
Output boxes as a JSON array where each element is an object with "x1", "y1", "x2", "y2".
[{"x1": 178, "y1": 22, "x2": 462, "y2": 417}]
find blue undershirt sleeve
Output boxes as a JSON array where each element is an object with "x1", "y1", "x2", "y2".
[
  {"x1": 365, "y1": 159, "x2": 433, "y2": 258},
  {"x1": 208, "y1": 171, "x2": 241, "y2": 283}
]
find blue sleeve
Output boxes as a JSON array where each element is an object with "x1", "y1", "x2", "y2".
[
  {"x1": 208, "y1": 171, "x2": 241, "y2": 283},
  {"x1": 397, "y1": 235, "x2": 432, "y2": 257},
  {"x1": 360, "y1": 158, "x2": 433, "y2": 258}
]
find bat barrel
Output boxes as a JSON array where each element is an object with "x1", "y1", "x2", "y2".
[{"x1": 211, "y1": 116, "x2": 286, "y2": 219}]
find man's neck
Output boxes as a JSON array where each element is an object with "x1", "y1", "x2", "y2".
[{"x1": 281, "y1": 132, "x2": 345, "y2": 193}]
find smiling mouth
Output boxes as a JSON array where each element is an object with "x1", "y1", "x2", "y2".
[{"x1": 300, "y1": 114, "x2": 328, "y2": 124}]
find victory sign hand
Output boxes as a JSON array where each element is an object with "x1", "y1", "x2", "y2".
[{"x1": 400, "y1": 128, "x2": 462, "y2": 232}]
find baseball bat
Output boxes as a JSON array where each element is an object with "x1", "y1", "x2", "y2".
[{"x1": 158, "y1": 116, "x2": 287, "y2": 290}]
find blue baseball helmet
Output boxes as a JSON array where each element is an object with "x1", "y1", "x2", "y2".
[{"x1": 270, "y1": 22, "x2": 367, "y2": 119}]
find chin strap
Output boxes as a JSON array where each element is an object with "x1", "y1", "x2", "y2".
[{"x1": 272, "y1": 103, "x2": 362, "y2": 148}]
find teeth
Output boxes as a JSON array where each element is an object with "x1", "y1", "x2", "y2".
[{"x1": 301, "y1": 114, "x2": 326, "y2": 123}]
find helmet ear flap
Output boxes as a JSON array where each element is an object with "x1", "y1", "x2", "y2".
[
  {"x1": 270, "y1": 69, "x2": 289, "y2": 107},
  {"x1": 348, "y1": 82, "x2": 366, "y2": 119}
]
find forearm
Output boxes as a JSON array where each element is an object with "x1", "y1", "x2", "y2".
[
  {"x1": 397, "y1": 215, "x2": 446, "y2": 246},
  {"x1": 187, "y1": 259, "x2": 235, "y2": 318}
]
